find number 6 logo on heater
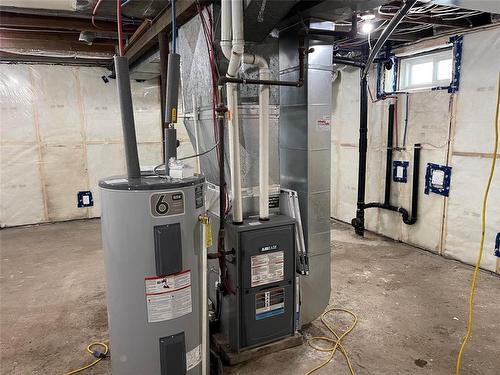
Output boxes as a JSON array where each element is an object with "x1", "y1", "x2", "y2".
[
  {"x1": 150, "y1": 192, "x2": 184, "y2": 217},
  {"x1": 155, "y1": 195, "x2": 169, "y2": 215}
]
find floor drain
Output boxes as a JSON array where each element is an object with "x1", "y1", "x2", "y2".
[{"x1": 414, "y1": 359, "x2": 428, "y2": 367}]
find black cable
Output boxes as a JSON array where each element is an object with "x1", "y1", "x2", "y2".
[{"x1": 178, "y1": 141, "x2": 220, "y2": 161}]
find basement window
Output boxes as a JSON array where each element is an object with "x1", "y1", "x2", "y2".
[
  {"x1": 378, "y1": 36, "x2": 462, "y2": 96},
  {"x1": 399, "y1": 49, "x2": 453, "y2": 90}
]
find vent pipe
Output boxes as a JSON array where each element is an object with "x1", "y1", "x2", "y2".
[{"x1": 221, "y1": 0, "x2": 270, "y2": 222}]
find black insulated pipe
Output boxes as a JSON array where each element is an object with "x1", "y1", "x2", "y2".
[
  {"x1": 114, "y1": 55, "x2": 141, "y2": 180},
  {"x1": 164, "y1": 53, "x2": 180, "y2": 174},
  {"x1": 158, "y1": 32, "x2": 169, "y2": 127},
  {"x1": 165, "y1": 53, "x2": 180, "y2": 124}
]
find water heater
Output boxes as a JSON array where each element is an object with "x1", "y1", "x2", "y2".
[{"x1": 100, "y1": 174, "x2": 206, "y2": 375}]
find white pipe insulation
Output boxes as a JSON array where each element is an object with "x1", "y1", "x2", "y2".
[{"x1": 221, "y1": 0, "x2": 270, "y2": 222}]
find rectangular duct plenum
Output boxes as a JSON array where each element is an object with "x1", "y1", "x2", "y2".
[{"x1": 279, "y1": 23, "x2": 333, "y2": 325}]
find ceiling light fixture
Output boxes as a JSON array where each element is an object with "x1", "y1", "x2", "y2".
[{"x1": 361, "y1": 21, "x2": 374, "y2": 34}]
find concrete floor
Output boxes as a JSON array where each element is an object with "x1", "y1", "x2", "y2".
[{"x1": 1, "y1": 219, "x2": 499, "y2": 375}]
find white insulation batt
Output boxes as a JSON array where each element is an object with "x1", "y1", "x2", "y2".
[
  {"x1": 331, "y1": 25, "x2": 500, "y2": 273},
  {"x1": 0, "y1": 64, "x2": 198, "y2": 227}
]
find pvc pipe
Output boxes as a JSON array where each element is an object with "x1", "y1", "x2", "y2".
[
  {"x1": 226, "y1": 82, "x2": 243, "y2": 223},
  {"x1": 224, "y1": 0, "x2": 270, "y2": 222},
  {"x1": 231, "y1": 0, "x2": 244, "y2": 44},
  {"x1": 259, "y1": 68, "x2": 270, "y2": 220},
  {"x1": 220, "y1": 0, "x2": 232, "y2": 60}
]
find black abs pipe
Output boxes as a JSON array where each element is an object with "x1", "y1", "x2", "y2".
[
  {"x1": 352, "y1": 74, "x2": 369, "y2": 236},
  {"x1": 114, "y1": 55, "x2": 141, "y2": 180},
  {"x1": 352, "y1": 99, "x2": 420, "y2": 234},
  {"x1": 332, "y1": 57, "x2": 366, "y2": 69},
  {"x1": 384, "y1": 104, "x2": 395, "y2": 206},
  {"x1": 362, "y1": 144, "x2": 420, "y2": 225}
]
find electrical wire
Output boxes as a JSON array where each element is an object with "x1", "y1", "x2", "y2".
[
  {"x1": 305, "y1": 308, "x2": 358, "y2": 375},
  {"x1": 178, "y1": 141, "x2": 220, "y2": 161},
  {"x1": 116, "y1": 0, "x2": 125, "y2": 56},
  {"x1": 91, "y1": 0, "x2": 105, "y2": 30},
  {"x1": 63, "y1": 342, "x2": 108, "y2": 375},
  {"x1": 152, "y1": 141, "x2": 220, "y2": 178},
  {"x1": 455, "y1": 72, "x2": 499, "y2": 375}
]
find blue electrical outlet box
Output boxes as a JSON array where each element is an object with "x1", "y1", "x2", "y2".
[
  {"x1": 425, "y1": 163, "x2": 452, "y2": 196},
  {"x1": 495, "y1": 233, "x2": 500, "y2": 258},
  {"x1": 393, "y1": 161, "x2": 409, "y2": 183},
  {"x1": 77, "y1": 191, "x2": 93, "y2": 208}
]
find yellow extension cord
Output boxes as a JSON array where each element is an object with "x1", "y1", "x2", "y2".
[
  {"x1": 305, "y1": 308, "x2": 358, "y2": 375},
  {"x1": 455, "y1": 71, "x2": 500, "y2": 375},
  {"x1": 63, "y1": 342, "x2": 109, "y2": 375}
]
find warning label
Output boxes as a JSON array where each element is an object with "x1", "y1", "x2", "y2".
[
  {"x1": 145, "y1": 271, "x2": 192, "y2": 323},
  {"x1": 186, "y1": 344, "x2": 202, "y2": 371},
  {"x1": 251, "y1": 251, "x2": 284, "y2": 287},
  {"x1": 316, "y1": 116, "x2": 331, "y2": 132},
  {"x1": 256, "y1": 287, "x2": 285, "y2": 320}
]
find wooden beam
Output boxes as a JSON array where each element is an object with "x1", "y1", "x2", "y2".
[
  {"x1": 0, "y1": 51, "x2": 112, "y2": 66},
  {"x1": 0, "y1": 12, "x2": 136, "y2": 34},
  {"x1": 0, "y1": 30, "x2": 116, "y2": 46},
  {"x1": 0, "y1": 33, "x2": 115, "y2": 55},
  {"x1": 125, "y1": 0, "x2": 197, "y2": 64}
]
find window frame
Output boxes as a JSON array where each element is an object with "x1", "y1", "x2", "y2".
[{"x1": 377, "y1": 35, "x2": 463, "y2": 97}]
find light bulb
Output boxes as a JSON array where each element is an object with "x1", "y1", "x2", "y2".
[{"x1": 361, "y1": 21, "x2": 374, "y2": 34}]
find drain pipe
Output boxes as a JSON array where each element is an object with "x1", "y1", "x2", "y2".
[
  {"x1": 352, "y1": 0, "x2": 418, "y2": 235},
  {"x1": 222, "y1": 0, "x2": 243, "y2": 224},
  {"x1": 361, "y1": 104, "x2": 420, "y2": 225}
]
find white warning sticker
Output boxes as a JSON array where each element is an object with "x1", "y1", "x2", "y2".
[
  {"x1": 186, "y1": 344, "x2": 202, "y2": 371},
  {"x1": 316, "y1": 116, "x2": 331, "y2": 132},
  {"x1": 251, "y1": 251, "x2": 284, "y2": 287},
  {"x1": 145, "y1": 270, "x2": 192, "y2": 323}
]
